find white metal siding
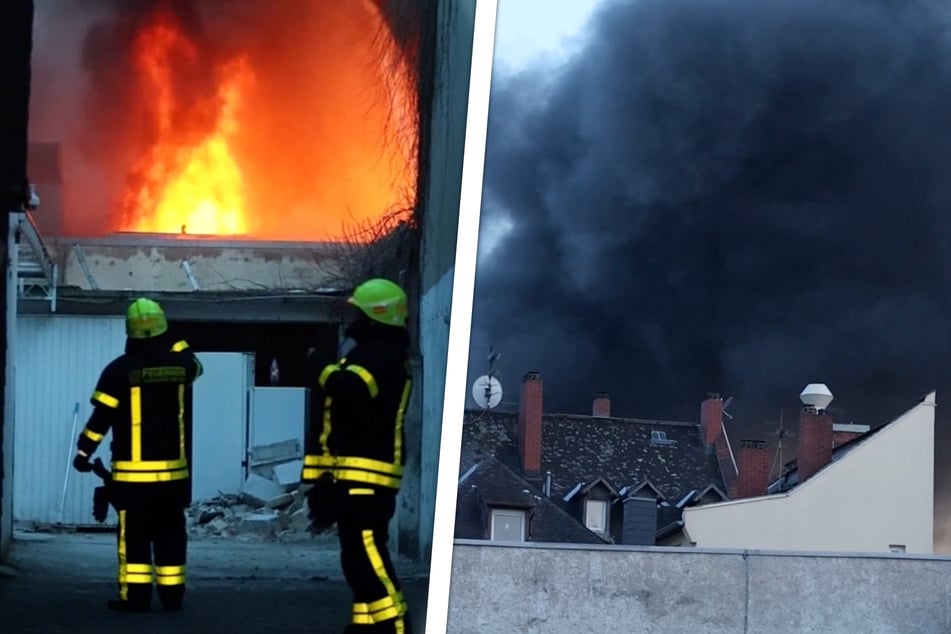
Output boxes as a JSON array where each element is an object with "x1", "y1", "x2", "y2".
[
  {"x1": 14, "y1": 315, "x2": 126, "y2": 526},
  {"x1": 191, "y1": 353, "x2": 251, "y2": 502}
]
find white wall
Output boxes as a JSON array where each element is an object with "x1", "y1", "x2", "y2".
[
  {"x1": 13, "y1": 315, "x2": 126, "y2": 526},
  {"x1": 683, "y1": 393, "x2": 936, "y2": 554},
  {"x1": 448, "y1": 541, "x2": 951, "y2": 633}
]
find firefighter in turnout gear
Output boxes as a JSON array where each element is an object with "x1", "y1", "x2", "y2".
[
  {"x1": 302, "y1": 278, "x2": 413, "y2": 633},
  {"x1": 72, "y1": 298, "x2": 203, "y2": 613}
]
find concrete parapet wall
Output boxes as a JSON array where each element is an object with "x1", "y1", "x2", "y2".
[{"x1": 447, "y1": 540, "x2": 951, "y2": 633}]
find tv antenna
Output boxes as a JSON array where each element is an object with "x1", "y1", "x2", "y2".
[
  {"x1": 769, "y1": 410, "x2": 793, "y2": 483},
  {"x1": 722, "y1": 396, "x2": 734, "y2": 420},
  {"x1": 471, "y1": 345, "x2": 503, "y2": 410}
]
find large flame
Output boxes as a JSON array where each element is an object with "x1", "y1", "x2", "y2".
[
  {"x1": 106, "y1": 1, "x2": 417, "y2": 241},
  {"x1": 121, "y1": 13, "x2": 254, "y2": 236}
]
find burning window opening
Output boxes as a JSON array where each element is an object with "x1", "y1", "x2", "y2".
[{"x1": 29, "y1": 0, "x2": 420, "y2": 243}]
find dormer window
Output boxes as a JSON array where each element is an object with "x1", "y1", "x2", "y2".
[
  {"x1": 584, "y1": 499, "x2": 608, "y2": 533},
  {"x1": 490, "y1": 508, "x2": 526, "y2": 542}
]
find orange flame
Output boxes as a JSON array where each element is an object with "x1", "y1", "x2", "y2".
[
  {"x1": 120, "y1": 11, "x2": 254, "y2": 236},
  {"x1": 109, "y1": 2, "x2": 417, "y2": 241}
]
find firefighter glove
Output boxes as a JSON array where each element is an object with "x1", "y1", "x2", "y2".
[{"x1": 73, "y1": 453, "x2": 93, "y2": 473}]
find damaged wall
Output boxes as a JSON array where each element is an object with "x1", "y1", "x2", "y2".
[
  {"x1": 49, "y1": 237, "x2": 348, "y2": 292},
  {"x1": 412, "y1": 0, "x2": 475, "y2": 562}
]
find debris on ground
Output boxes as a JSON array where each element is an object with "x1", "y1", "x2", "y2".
[{"x1": 186, "y1": 449, "x2": 330, "y2": 543}]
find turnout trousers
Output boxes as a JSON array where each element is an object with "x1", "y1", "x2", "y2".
[
  {"x1": 115, "y1": 504, "x2": 187, "y2": 610},
  {"x1": 337, "y1": 484, "x2": 411, "y2": 633}
]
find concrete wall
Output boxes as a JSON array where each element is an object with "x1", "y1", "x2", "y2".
[
  {"x1": 49, "y1": 238, "x2": 344, "y2": 292},
  {"x1": 448, "y1": 541, "x2": 951, "y2": 633},
  {"x1": 684, "y1": 394, "x2": 936, "y2": 554},
  {"x1": 415, "y1": 0, "x2": 476, "y2": 562}
]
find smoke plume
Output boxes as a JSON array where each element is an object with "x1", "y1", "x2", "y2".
[{"x1": 469, "y1": 0, "x2": 951, "y2": 538}]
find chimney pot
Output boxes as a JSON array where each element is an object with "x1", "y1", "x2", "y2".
[{"x1": 593, "y1": 392, "x2": 611, "y2": 418}]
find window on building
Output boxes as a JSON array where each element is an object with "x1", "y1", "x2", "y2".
[
  {"x1": 490, "y1": 509, "x2": 526, "y2": 542},
  {"x1": 650, "y1": 430, "x2": 677, "y2": 446},
  {"x1": 889, "y1": 544, "x2": 906, "y2": 553},
  {"x1": 585, "y1": 499, "x2": 608, "y2": 533}
]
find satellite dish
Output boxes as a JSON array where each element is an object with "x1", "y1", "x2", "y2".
[{"x1": 472, "y1": 375, "x2": 503, "y2": 409}]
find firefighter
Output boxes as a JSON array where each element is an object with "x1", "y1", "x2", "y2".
[
  {"x1": 72, "y1": 297, "x2": 203, "y2": 613},
  {"x1": 302, "y1": 278, "x2": 413, "y2": 633}
]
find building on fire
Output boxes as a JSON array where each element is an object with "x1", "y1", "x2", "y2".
[{"x1": 0, "y1": 0, "x2": 480, "y2": 564}]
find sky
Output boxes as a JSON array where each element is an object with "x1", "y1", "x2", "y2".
[{"x1": 467, "y1": 0, "x2": 951, "y2": 540}]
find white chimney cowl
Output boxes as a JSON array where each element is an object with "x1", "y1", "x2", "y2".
[{"x1": 800, "y1": 383, "x2": 833, "y2": 410}]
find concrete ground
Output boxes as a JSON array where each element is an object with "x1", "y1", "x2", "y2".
[{"x1": 0, "y1": 530, "x2": 430, "y2": 633}]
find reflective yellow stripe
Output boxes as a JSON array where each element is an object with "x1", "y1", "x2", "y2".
[
  {"x1": 300, "y1": 468, "x2": 400, "y2": 488},
  {"x1": 171, "y1": 340, "x2": 189, "y2": 352},
  {"x1": 112, "y1": 469, "x2": 189, "y2": 483},
  {"x1": 335, "y1": 470, "x2": 400, "y2": 489},
  {"x1": 369, "y1": 595, "x2": 399, "y2": 612},
  {"x1": 130, "y1": 387, "x2": 142, "y2": 462},
  {"x1": 318, "y1": 364, "x2": 339, "y2": 388},
  {"x1": 82, "y1": 428, "x2": 104, "y2": 442},
  {"x1": 93, "y1": 390, "x2": 119, "y2": 409},
  {"x1": 345, "y1": 364, "x2": 379, "y2": 398},
  {"x1": 349, "y1": 488, "x2": 375, "y2": 496},
  {"x1": 303, "y1": 455, "x2": 403, "y2": 476},
  {"x1": 393, "y1": 379, "x2": 411, "y2": 464},
  {"x1": 301, "y1": 467, "x2": 330, "y2": 481},
  {"x1": 156, "y1": 565, "x2": 185, "y2": 575},
  {"x1": 125, "y1": 573, "x2": 153, "y2": 584},
  {"x1": 353, "y1": 603, "x2": 370, "y2": 614},
  {"x1": 118, "y1": 510, "x2": 128, "y2": 600},
  {"x1": 318, "y1": 396, "x2": 333, "y2": 456},
  {"x1": 338, "y1": 456, "x2": 403, "y2": 476},
  {"x1": 126, "y1": 563, "x2": 153, "y2": 574},
  {"x1": 113, "y1": 459, "x2": 187, "y2": 471},
  {"x1": 372, "y1": 606, "x2": 402, "y2": 623},
  {"x1": 352, "y1": 613, "x2": 375, "y2": 625},
  {"x1": 156, "y1": 575, "x2": 186, "y2": 586},
  {"x1": 178, "y1": 384, "x2": 186, "y2": 461},
  {"x1": 361, "y1": 529, "x2": 404, "y2": 623}
]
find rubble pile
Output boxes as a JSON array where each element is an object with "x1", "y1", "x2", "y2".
[{"x1": 186, "y1": 440, "x2": 326, "y2": 542}]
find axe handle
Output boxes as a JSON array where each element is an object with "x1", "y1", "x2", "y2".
[{"x1": 92, "y1": 458, "x2": 111, "y2": 482}]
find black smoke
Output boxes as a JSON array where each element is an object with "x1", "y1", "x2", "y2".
[{"x1": 469, "y1": 0, "x2": 951, "y2": 501}]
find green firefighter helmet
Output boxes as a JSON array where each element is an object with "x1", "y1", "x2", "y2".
[
  {"x1": 347, "y1": 278, "x2": 408, "y2": 327},
  {"x1": 126, "y1": 298, "x2": 168, "y2": 339}
]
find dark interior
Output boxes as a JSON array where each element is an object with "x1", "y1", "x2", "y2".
[{"x1": 168, "y1": 320, "x2": 339, "y2": 388}]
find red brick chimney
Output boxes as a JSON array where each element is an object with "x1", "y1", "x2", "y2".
[
  {"x1": 700, "y1": 395, "x2": 724, "y2": 447},
  {"x1": 737, "y1": 439, "x2": 770, "y2": 498},
  {"x1": 797, "y1": 407, "x2": 834, "y2": 483},
  {"x1": 592, "y1": 392, "x2": 611, "y2": 418},
  {"x1": 518, "y1": 371, "x2": 543, "y2": 478},
  {"x1": 832, "y1": 423, "x2": 870, "y2": 449}
]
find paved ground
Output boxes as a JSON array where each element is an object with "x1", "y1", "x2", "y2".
[{"x1": 0, "y1": 530, "x2": 430, "y2": 633}]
